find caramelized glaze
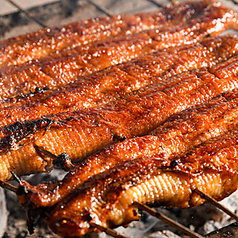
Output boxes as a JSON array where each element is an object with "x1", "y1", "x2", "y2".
[
  {"x1": 0, "y1": 0, "x2": 237, "y2": 100},
  {"x1": 1, "y1": 35, "x2": 238, "y2": 127}
]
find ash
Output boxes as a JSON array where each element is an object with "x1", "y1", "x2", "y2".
[{"x1": 1, "y1": 171, "x2": 238, "y2": 238}]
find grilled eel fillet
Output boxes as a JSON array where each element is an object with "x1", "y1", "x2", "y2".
[
  {"x1": 45, "y1": 129, "x2": 238, "y2": 237},
  {"x1": 1, "y1": 54, "x2": 238, "y2": 181},
  {"x1": 0, "y1": 0, "x2": 236, "y2": 68},
  {"x1": 16, "y1": 87, "x2": 238, "y2": 208},
  {"x1": 0, "y1": 3, "x2": 182, "y2": 67},
  {"x1": 15, "y1": 113, "x2": 238, "y2": 233},
  {"x1": 0, "y1": 0, "x2": 237, "y2": 101},
  {"x1": 1, "y1": 35, "x2": 238, "y2": 127}
]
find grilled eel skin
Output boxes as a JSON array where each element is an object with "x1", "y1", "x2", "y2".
[
  {"x1": 0, "y1": 0, "x2": 228, "y2": 68},
  {"x1": 0, "y1": 31, "x2": 160, "y2": 101},
  {"x1": 1, "y1": 35, "x2": 238, "y2": 127},
  {"x1": 0, "y1": 3, "x2": 181, "y2": 68},
  {"x1": 1, "y1": 55, "x2": 238, "y2": 181},
  {"x1": 0, "y1": 0, "x2": 237, "y2": 101},
  {"x1": 18, "y1": 128, "x2": 238, "y2": 237},
  {"x1": 15, "y1": 87, "x2": 238, "y2": 208}
]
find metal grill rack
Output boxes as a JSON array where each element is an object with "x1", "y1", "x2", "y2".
[{"x1": 1, "y1": 0, "x2": 238, "y2": 237}]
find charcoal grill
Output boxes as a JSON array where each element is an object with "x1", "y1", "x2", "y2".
[{"x1": 1, "y1": 0, "x2": 238, "y2": 237}]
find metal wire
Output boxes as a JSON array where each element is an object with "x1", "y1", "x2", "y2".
[
  {"x1": 147, "y1": 0, "x2": 164, "y2": 8},
  {"x1": 5, "y1": 0, "x2": 47, "y2": 28},
  {"x1": 86, "y1": 0, "x2": 166, "y2": 17},
  {"x1": 86, "y1": 0, "x2": 113, "y2": 16},
  {"x1": 231, "y1": 0, "x2": 238, "y2": 5}
]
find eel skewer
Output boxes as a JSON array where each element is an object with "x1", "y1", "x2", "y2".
[
  {"x1": 0, "y1": 178, "x2": 204, "y2": 238},
  {"x1": 18, "y1": 128, "x2": 238, "y2": 237},
  {"x1": 1, "y1": 34, "x2": 238, "y2": 127},
  {"x1": 3, "y1": 127, "x2": 238, "y2": 237},
  {"x1": 47, "y1": 130, "x2": 238, "y2": 237},
  {"x1": 11, "y1": 87, "x2": 238, "y2": 207},
  {"x1": 1, "y1": 54, "x2": 238, "y2": 180}
]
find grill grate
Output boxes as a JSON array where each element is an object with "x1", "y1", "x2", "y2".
[{"x1": 5, "y1": 0, "x2": 47, "y2": 28}]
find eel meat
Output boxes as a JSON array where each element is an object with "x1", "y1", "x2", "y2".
[
  {"x1": 0, "y1": 0, "x2": 237, "y2": 100},
  {"x1": 1, "y1": 34, "x2": 238, "y2": 127},
  {"x1": 1, "y1": 53, "x2": 238, "y2": 180},
  {"x1": 16, "y1": 87, "x2": 238, "y2": 207}
]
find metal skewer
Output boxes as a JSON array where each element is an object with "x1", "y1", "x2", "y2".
[
  {"x1": 194, "y1": 188, "x2": 238, "y2": 222},
  {"x1": 134, "y1": 202, "x2": 204, "y2": 238},
  {"x1": 90, "y1": 222, "x2": 129, "y2": 238}
]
